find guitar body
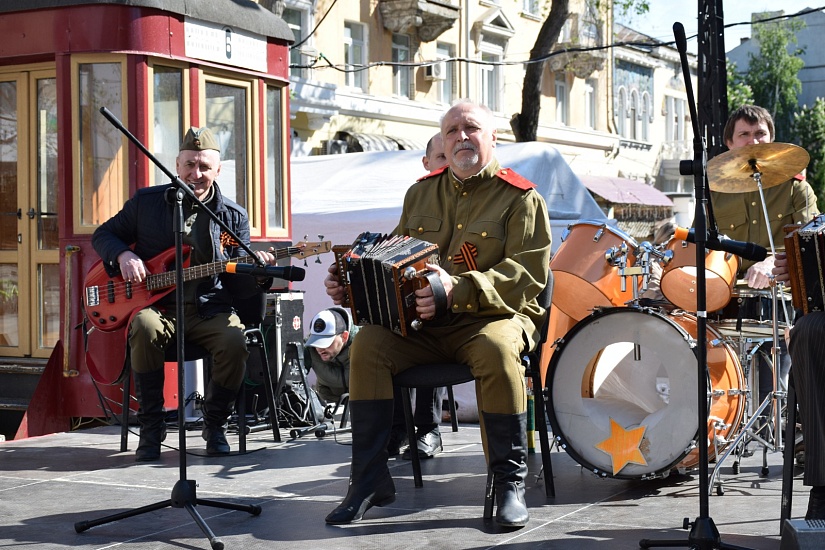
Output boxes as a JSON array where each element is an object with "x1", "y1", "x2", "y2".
[{"x1": 83, "y1": 247, "x2": 190, "y2": 332}]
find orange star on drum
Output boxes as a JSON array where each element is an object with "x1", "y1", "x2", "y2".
[{"x1": 595, "y1": 418, "x2": 648, "y2": 476}]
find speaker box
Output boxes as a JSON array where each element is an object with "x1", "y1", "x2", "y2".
[
  {"x1": 780, "y1": 519, "x2": 825, "y2": 549},
  {"x1": 243, "y1": 292, "x2": 305, "y2": 414}
]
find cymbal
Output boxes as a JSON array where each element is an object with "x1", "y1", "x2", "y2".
[{"x1": 708, "y1": 142, "x2": 810, "y2": 193}]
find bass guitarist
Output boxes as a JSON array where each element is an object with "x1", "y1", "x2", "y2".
[{"x1": 91, "y1": 126, "x2": 278, "y2": 461}]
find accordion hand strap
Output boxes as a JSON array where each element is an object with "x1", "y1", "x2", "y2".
[{"x1": 424, "y1": 270, "x2": 448, "y2": 318}]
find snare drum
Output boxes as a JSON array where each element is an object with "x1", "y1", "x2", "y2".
[
  {"x1": 549, "y1": 221, "x2": 639, "y2": 321},
  {"x1": 547, "y1": 308, "x2": 744, "y2": 479},
  {"x1": 711, "y1": 287, "x2": 792, "y2": 338},
  {"x1": 660, "y1": 239, "x2": 739, "y2": 313}
]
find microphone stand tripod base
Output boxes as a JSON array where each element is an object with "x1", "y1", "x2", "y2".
[{"x1": 640, "y1": 516, "x2": 751, "y2": 550}]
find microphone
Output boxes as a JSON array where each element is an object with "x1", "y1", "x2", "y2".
[
  {"x1": 674, "y1": 226, "x2": 768, "y2": 262},
  {"x1": 226, "y1": 263, "x2": 306, "y2": 281}
]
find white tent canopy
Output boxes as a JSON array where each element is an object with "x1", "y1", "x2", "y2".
[{"x1": 290, "y1": 141, "x2": 607, "y2": 323}]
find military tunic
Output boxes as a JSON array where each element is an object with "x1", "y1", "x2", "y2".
[
  {"x1": 349, "y1": 159, "x2": 552, "y2": 416},
  {"x1": 711, "y1": 176, "x2": 819, "y2": 273}
]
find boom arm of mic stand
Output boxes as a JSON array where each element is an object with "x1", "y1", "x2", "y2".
[{"x1": 98, "y1": 107, "x2": 266, "y2": 268}]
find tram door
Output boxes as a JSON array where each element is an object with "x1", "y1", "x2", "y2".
[{"x1": 0, "y1": 69, "x2": 59, "y2": 358}]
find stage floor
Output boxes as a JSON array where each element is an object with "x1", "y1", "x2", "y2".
[{"x1": 0, "y1": 417, "x2": 810, "y2": 549}]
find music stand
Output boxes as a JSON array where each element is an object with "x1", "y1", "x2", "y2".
[
  {"x1": 75, "y1": 108, "x2": 269, "y2": 550},
  {"x1": 639, "y1": 23, "x2": 752, "y2": 550}
]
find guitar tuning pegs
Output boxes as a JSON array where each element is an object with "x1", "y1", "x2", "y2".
[
  {"x1": 315, "y1": 257, "x2": 322, "y2": 264},
  {"x1": 317, "y1": 234, "x2": 324, "y2": 241},
  {"x1": 303, "y1": 259, "x2": 308, "y2": 267}
]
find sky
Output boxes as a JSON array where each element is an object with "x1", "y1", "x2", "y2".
[{"x1": 617, "y1": 1, "x2": 823, "y2": 52}]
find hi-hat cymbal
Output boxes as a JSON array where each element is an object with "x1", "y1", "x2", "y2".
[{"x1": 708, "y1": 142, "x2": 810, "y2": 193}]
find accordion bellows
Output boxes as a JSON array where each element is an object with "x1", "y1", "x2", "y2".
[
  {"x1": 334, "y1": 232, "x2": 439, "y2": 336},
  {"x1": 785, "y1": 214, "x2": 825, "y2": 314}
]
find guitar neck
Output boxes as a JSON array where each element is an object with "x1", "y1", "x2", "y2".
[{"x1": 143, "y1": 246, "x2": 309, "y2": 291}]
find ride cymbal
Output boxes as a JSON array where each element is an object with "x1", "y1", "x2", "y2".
[{"x1": 708, "y1": 142, "x2": 810, "y2": 193}]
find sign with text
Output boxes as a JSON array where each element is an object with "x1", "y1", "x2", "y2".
[{"x1": 184, "y1": 18, "x2": 267, "y2": 73}]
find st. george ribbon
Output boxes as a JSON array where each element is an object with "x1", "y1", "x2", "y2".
[
  {"x1": 674, "y1": 226, "x2": 768, "y2": 262},
  {"x1": 226, "y1": 263, "x2": 306, "y2": 281}
]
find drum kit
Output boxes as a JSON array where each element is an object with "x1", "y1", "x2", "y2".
[{"x1": 545, "y1": 142, "x2": 809, "y2": 493}]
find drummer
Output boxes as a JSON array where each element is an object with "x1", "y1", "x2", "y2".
[{"x1": 710, "y1": 105, "x2": 819, "y2": 403}]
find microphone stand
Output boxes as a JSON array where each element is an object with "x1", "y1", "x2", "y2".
[
  {"x1": 639, "y1": 23, "x2": 751, "y2": 550},
  {"x1": 75, "y1": 108, "x2": 264, "y2": 550}
]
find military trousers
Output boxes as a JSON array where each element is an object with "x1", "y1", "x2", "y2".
[
  {"x1": 349, "y1": 317, "x2": 527, "y2": 415},
  {"x1": 128, "y1": 304, "x2": 248, "y2": 391}
]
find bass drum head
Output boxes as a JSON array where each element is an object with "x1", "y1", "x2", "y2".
[{"x1": 547, "y1": 308, "x2": 699, "y2": 479}]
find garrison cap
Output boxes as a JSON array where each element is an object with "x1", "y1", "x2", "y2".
[{"x1": 179, "y1": 126, "x2": 220, "y2": 152}]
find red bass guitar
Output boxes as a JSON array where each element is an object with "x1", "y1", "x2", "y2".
[{"x1": 83, "y1": 240, "x2": 330, "y2": 384}]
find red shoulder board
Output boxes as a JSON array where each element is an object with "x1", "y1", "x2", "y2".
[
  {"x1": 793, "y1": 173, "x2": 805, "y2": 182},
  {"x1": 496, "y1": 168, "x2": 536, "y2": 190},
  {"x1": 416, "y1": 165, "x2": 449, "y2": 182}
]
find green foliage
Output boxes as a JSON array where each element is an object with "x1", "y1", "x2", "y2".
[
  {"x1": 746, "y1": 17, "x2": 805, "y2": 143},
  {"x1": 609, "y1": 0, "x2": 650, "y2": 18},
  {"x1": 792, "y1": 99, "x2": 825, "y2": 210},
  {"x1": 726, "y1": 61, "x2": 753, "y2": 112}
]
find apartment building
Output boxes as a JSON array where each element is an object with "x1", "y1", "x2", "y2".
[{"x1": 280, "y1": 0, "x2": 695, "y2": 228}]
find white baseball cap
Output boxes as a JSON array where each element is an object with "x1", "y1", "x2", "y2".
[{"x1": 306, "y1": 309, "x2": 347, "y2": 348}]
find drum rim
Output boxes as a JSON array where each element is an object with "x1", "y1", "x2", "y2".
[{"x1": 562, "y1": 219, "x2": 639, "y2": 246}]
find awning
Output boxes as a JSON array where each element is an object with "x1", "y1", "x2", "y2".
[
  {"x1": 577, "y1": 174, "x2": 673, "y2": 206},
  {"x1": 334, "y1": 131, "x2": 424, "y2": 153}
]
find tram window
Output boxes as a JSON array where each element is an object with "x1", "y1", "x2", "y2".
[
  {"x1": 266, "y1": 85, "x2": 285, "y2": 231},
  {"x1": 150, "y1": 65, "x2": 184, "y2": 186},
  {"x1": 205, "y1": 81, "x2": 249, "y2": 212},
  {"x1": 76, "y1": 60, "x2": 127, "y2": 228}
]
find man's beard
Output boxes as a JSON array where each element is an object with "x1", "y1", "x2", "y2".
[{"x1": 452, "y1": 143, "x2": 479, "y2": 172}]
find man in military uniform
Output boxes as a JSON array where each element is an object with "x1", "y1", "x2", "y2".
[
  {"x1": 710, "y1": 105, "x2": 819, "y2": 403},
  {"x1": 323, "y1": 100, "x2": 552, "y2": 528},
  {"x1": 92, "y1": 127, "x2": 278, "y2": 461}
]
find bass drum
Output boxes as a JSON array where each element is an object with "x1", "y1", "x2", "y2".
[{"x1": 547, "y1": 308, "x2": 744, "y2": 479}]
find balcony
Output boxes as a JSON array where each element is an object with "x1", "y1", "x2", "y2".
[{"x1": 379, "y1": 0, "x2": 460, "y2": 42}]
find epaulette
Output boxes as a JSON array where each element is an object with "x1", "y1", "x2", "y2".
[
  {"x1": 496, "y1": 167, "x2": 536, "y2": 190},
  {"x1": 793, "y1": 173, "x2": 805, "y2": 182},
  {"x1": 416, "y1": 165, "x2": 449, "y2": 182}
]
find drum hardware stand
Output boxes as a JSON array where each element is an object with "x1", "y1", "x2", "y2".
[
  {"x1": 708, "y1": 158, "x2": 793, "y2": 495},
  {"x1": 75, "y1": 108, "x2": 264, "y2": 550},
  {"x1": 639, "y1": 23, "x2": 752, "y2": 550}
]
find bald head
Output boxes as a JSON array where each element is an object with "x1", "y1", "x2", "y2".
[
  {"x1": 422, "y1": 133, "x2": 447, "y2": 172},
  {"x1": 440, "y1": 100, "x2": 497, "y2": 180}
]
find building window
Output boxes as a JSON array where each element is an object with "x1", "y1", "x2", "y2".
[
  {"x1": 641, "y1": 91, "x2": 651, "y2": 142},
  {"x1": 480, "y1": 52, "x2": 501, "y2": 112},
  {"x1": 203, "y1": 78, "x2": 253, "y2": 224},
  {"x1": 436, "y1": 42, "x2": 455, "y2": 104},
  {"x1": 392, "y1": 33, "x2": 411, "y2": 99},
  {"x1": 555, "y1": 75, "x2": 569, "y2": 125},
  {"x1": 629, "y1": 90, "x2": 639, "y2": 140},
  {"x1": 75, "y1": 57, "x2": 127, "y2": 229},
  {"x1": 616, "y1": 87, "x2": 627, "y2": 137},
  {"x1": 284, "y1": 8, "x2": 308, "y2": 80},
  {"x1": 149, "y1": 64, "x2": 184, "y2": 186},
  {"x1": 522, "y1": 0, "x2": 540, "y2": 16},
  {"x1": 666, "y1": 96, "x2": 687, "y2": 143},
  {"x1": 344, "y1": 22, "x2": 367, "y2": 91},
  {"x1": 585, "y1": 79, "x2": 596, "y2": 129},
  {"x1": 266, "y1": 85, "x2": 285, "y2": 233}
]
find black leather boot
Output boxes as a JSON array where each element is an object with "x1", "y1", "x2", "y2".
[
  {"x1": 201, "y1": 381, "x2": 237, "y2": 456},
  {"x1": 133, "y1": 370, "x2": 167, "y2": 462},
  {"x1": 325, "y1": 400, "x2": 397, "y2": 524},
  {"x1": 806, "y1": 487, "x2": 825, "y2": 520},
  {"x1": 482, "y1": 411, "x2": 529, "y2": 528}
]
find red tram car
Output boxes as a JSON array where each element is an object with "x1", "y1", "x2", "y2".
[{"x1": 0, "y1": 0, "x2": 295, "y2": 440}]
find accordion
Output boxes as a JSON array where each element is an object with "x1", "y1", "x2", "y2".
[
  {"x1": 784, "y1": 214, "x2": 825, "y2": 314},
  {"x1": 334, "y1": 232, "x2": 440, "y2": 336}
]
